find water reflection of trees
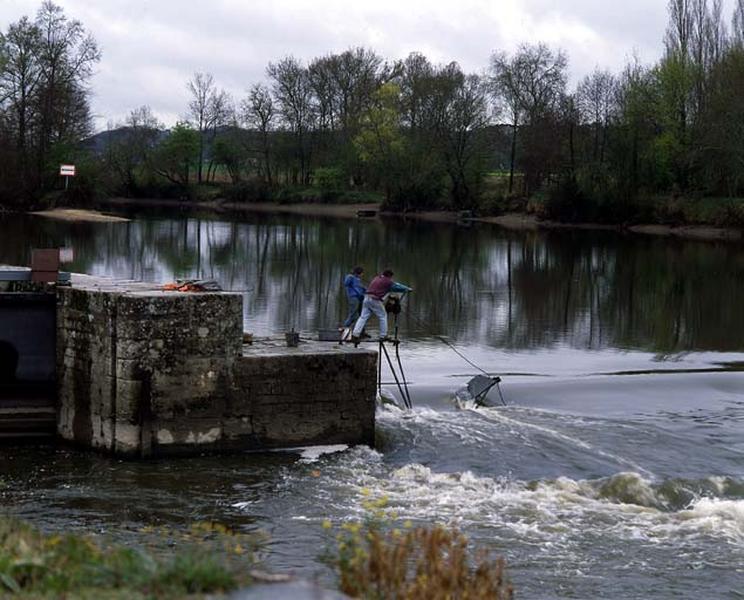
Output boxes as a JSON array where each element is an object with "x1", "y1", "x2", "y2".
[{"x1": 2, "y1": 213, "x2": 744, "y2": 353}]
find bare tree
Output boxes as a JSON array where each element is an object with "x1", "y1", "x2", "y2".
[
  {"x1": 308, "y1": 55, "x2": 337, "y2": 132},
  {"x1": 490, "y1": 43, "x2": 567, "y2": 194},
  {"x1": 732, "y1": 0, "x2": 744, "y2": 45},
  {"x1": 490, "y1": 51, "x2": 524, "y2": 194},
  {"x1": 399, "y1": 52, "x2": 435, "y2": 131},
  {"x1": 205, "y1": 89, "x2": 233, "y2": 182},
  {"x1": 0, "y1": 17, "x2": 42, "y2": 159},
  {"x1": 705, "y1": 0, "x2": 726, "y2": 66},
  {"x1": 331, "y1": 47, "x2": 383, "y2": 133},
  {"x1": 576, "y1": 69, "x2": 617, "y2": 163},
  {"x1": 35, "y1": 1, "x2": 99, "y2": 178},
  {"x1": 186, "y1": 71, "x2": 216, "y2": 184},
  {"x1": 0, "y1": 2, "x2": 98, "y2": 198},
  {"x1": 432, "y1": 65, "x2": 490, "y2": 208},
  {"x1": 242, "y1": 83, "x2": 275, "y2": 185},
  {"x1": 666, "y1": 0, "x2": 694, "y2": 58},
  {"x1": 266, "y1": 56, "x2": 315, "y2": 184},
  {"x1": 664, "y1": 0, "x2": 726, "y2": 126}
]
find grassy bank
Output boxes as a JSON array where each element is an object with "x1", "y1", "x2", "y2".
[
  {"x1": 22, "y1": 174, "x2": 744, "y2": 242},
  {"x1": 0, "y1": 518, "x2": 256, "y2": 599}
]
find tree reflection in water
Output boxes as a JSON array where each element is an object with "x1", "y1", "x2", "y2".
[{"x1": 2, "y1": 211, "x2": 743, "y2": 353}]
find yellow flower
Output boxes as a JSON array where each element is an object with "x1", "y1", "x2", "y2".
[{"x1": 322, "y1": 519, "x2": 333, "y2": 530}]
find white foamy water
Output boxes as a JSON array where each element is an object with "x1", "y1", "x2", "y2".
[
  {"x1": 281, "y1": 445, "x2": 734, "y2": 543},
  {"x1": 297, "y1": 445, "x2": 349, "y2": 463}
]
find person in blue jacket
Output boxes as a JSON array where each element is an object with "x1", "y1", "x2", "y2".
[{"x1": 342, "y1": 266, "x2": 366, "y2": 330}]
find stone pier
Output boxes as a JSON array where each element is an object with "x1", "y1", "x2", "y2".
[{"x1": 15, "y1": 273, "x2": 377, "y2": 457}]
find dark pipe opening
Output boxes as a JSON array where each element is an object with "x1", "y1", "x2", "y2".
[{"x1": 0, "y1": 340, "x2": 19, "y2": 382}]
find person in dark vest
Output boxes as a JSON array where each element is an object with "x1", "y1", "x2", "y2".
[
  {"x1": 341, "y1": 266, "x2": 366, "y2": 330},
  {"x1": 352, "y1": 269, "x2": 411, "y2": 343}
]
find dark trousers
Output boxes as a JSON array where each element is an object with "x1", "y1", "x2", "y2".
[{"x1": 343, "y1": 297, "x2": 362, "y2": 328}]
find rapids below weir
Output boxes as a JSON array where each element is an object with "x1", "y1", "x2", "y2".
[{"x1": 1, "y1": 209, "x2": 743, "y2": 597}]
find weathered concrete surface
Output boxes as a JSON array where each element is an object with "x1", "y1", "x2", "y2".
[
  {"x1": 225, "y1": 339, "x2": 376, "y2": 452},
  {"x1": 145, "y1": 338, "x2": 376, "y2": 456},
  {"x1": 57, "y1": 274, "x2": 377, "y2": 458}
]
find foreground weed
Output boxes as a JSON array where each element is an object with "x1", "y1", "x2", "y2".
[
  {"x1": 323, "y1": 494, "x2": 513, "y2": 599},
  {"x1": 0, "y1": 517, "x2": 254, "y2": 598}
]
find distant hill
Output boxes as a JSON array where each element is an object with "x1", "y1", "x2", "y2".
[
  {"x1": 81, "y1": 125, "x2": 258, "y2": 156},
  {"x1": 81, "y1": 127, "x2": 169, "y2": 155},
  {"x1": 81, "y1": 124, "x2": 510, "y2": 171}
]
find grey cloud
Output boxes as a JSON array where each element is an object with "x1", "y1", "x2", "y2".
[{"x1": 1, "y1": 0, "x2": 681, "y2": 129}]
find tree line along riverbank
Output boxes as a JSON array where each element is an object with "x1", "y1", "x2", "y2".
[{"x1": 2, "y1": 1, "x2": 744, "y2": 230}]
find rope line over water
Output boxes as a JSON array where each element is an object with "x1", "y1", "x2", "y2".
[{"x1": 406, "y1": 311, "x2": 508, "y2": 407}]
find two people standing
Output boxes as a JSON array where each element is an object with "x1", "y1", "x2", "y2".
[{"x1": 348, "y1": 269, "x2": 412, "y2": 343}]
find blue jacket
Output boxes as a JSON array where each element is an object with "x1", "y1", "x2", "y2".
[{"x1": 344, "y1": 274, "x2": 366, "y2": 300}]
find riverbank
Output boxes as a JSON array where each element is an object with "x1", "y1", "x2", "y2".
[
  {"x1": 102, "y1": 196, "x2": 377, "y2": 220},
  {"x1": 31, "y1": 208, "x2": 131, "y2": 223},
  {"x1": 94, "y1": 197, "x2": 744, "y2": 243},
  {"x1": 479, "y1": 213, "x2": 743, "y2": 241}
]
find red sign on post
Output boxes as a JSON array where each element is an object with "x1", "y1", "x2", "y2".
[{"x1": 59, "y1": 164, "x2": 76, "y2": 176}]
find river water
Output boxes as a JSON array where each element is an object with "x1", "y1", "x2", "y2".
[{"x1": 1, "y1": 210, "x2": 743, "y2": 598}]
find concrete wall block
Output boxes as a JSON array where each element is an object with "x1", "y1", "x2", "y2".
[
  {"x1": 56, "y1": 281, "x2": 376, "y2": 457},
  {"x1": 254, "y1": 416, "x2": 333, "y2": 445},
  {"x1": 114, "y1": 378, "x2": 143, "y2": 422},
  {"x1": 57, "y1": 399, "x2": 75, "y2": 441},
  {"x1": 151, "y1": 389, "x2": 226, "y2": 419},
  {"x1": 151, "y1": 417, "x2": 223, "y2": 445},
  {"x1": 222, "y1": 416, "x2": 254, "y2": 439},
  {"x1": 115, "y1": 357, "x2": 142, "y2": 380},
  {"x1": 113, "y1": 422, "x2": 142, "y2": 457},
  {"x1": 116, "y1": 340, "x2": 149, "y2": 361}
]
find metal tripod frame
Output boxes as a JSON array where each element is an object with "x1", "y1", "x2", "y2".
[{"x1": 377, "y1": 312, "x2": 413, "y2": 409}]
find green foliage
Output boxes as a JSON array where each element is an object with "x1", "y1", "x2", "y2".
[
  {"x1": 354, "y1": 83, "x2": 446, "y2": 211},
  {"x1": 354, "y1": 83, "x2": 406, "y2": 171},
  {"x1": 313, "y1": 167, "x2": 345, "y2": 192},
  {"x1": 544, "y1": 170, "x2": 653, "y2": 225},
  {"x1": 153, "y1": 122, "x2": 199, "y2": 188},
  {"x1": 221, "y1": 179, "x2": 274, "y2": 203},
  {"x1": 544, "y1": 176, "x2": 591, "y2": 222},
  {"x1": 385, "y1": 170, "x2": 445, "y2": 212},
  {"x1": 43, "y1": 143, "x2": 109, "y2": 207},
  {"x1": 154, "y1": 553, "x2": 235, "y2": 595},
  {"x1": 0, "y1": 517, "x2": 255, "y2": 598},
  {"x1": 212, "y1": 134, "x2": 246, "y2": 184}
]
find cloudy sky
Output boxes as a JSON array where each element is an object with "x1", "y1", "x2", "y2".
[{"x1": 1, "y1": 0, "x2": 730, "y2": 130}]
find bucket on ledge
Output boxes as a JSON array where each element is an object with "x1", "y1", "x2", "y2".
[{"x1": 285, "y1": 329, "x2": 300, "y2": 347}]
